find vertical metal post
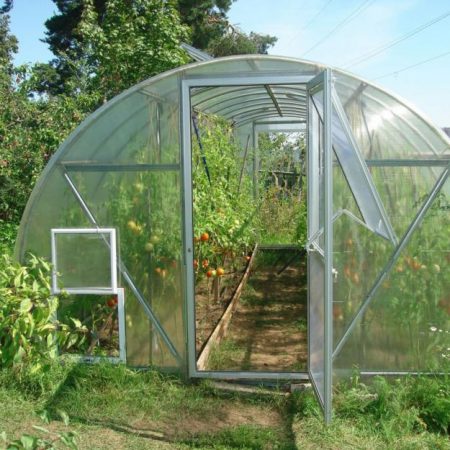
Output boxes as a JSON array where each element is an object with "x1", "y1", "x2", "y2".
[
  {"x1": 252, "y1": 123, "x2": 259, "y2": 199},
  {"x1": 117, "y1": 288, "x2": 127, "y2": 362},
  {"x1": 156, "y1": 102, "x2": 162, "y2": 163},
  {"x1": 323, "y1": 68, "x2": 333, "y2": 424},
  {"x1": 180, "y1": 79, "x2": 196, "y2": 378}
]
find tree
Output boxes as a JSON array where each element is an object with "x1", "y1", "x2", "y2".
[
  {"x1": 75, "y1": 0, "x2": 190, "y2": 100},
  {"x1": 207, "y1": 28, "x2": 277, "y2": 57},
  {"x1": 37, "y1": 0, "x2": 190, "y2": 98},
  {"x1": 0, "y1": 8, "x2": 95, "y2": 222},
  {"x1": 40, "y1": 0, "x2": 277, "y2": 95},
  {"x1": 176, "y1": 0, "x2": 234, "y2": 50},
  {"x1": 0, "y1": 9, "x2": 17, "y2": 88}
]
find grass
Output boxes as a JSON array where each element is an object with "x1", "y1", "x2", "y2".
[
  {"x1": 207, "y1": 339, "x2": 247, "y2": 370},
  {"x1": 1, "y1": 363, "x2": 449, "y2": 449}
]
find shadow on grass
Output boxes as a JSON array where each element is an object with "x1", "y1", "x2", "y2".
[{"x1": 41, "y1": 362, "x2": 300, "y2": 448}]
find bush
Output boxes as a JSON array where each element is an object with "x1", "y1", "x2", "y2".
[{"x1": 0, "y1": 254, "x2": 86, "y2": 381}]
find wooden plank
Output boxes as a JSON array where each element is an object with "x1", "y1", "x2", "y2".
[{"x1": 196, "y1": 244, "x2": 259, "y2": 370}]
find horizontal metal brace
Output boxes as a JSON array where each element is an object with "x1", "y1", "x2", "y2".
[
  {"x1": 365, "y1": 158, "x2": 450, "y2": 167},
  {"x1": 183, "y1": 73, "x2": 314, "y2": 88},
  {"x1": 191, "y1": 370, "x2": 309, "y2": 381},
  {"x1": 62, "y1": 163, "x2": 180, "y2": 172}
]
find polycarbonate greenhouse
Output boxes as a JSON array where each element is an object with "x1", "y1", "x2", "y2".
[{"x1": 16, "y1": 55, "x2": 450, "y2": 422}]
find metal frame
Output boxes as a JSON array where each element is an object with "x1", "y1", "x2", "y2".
[
  {"x1": 51, "y1": 228, "x2": 118, "y2": 295},
  {"x1": 306, "y1": 69, "x2": 333, "y2": 424},
  {"x1": 251, "y1": 119, "x2": 306, "y2": 201},
  {"x1": 181, "y1": 73, "x2": 314, "y2": 381}
]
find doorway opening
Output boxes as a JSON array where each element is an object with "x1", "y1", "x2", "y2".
[{"x1": 184, "y1": 80, "x2": 309, "y2": 378}]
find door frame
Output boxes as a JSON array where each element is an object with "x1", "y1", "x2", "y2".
[
  {"x1": 180, "y1": 73, "x2": 313, "y2": 380},
  {"x1": 306, "y1": 69, "x2": 333, "y2": 423}
]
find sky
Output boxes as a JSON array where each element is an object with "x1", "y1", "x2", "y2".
[{"x1": 8, "y1": 0, "x2": 450, "y2": 126}]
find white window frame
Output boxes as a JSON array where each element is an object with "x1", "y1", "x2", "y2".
[{"x1": 51, "y1": 228, "x2": 118, "y2": 295}]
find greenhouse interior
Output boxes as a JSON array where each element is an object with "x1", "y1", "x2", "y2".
[{"x1": 15, "y1": 54, "x2": 450, "y2": 422}]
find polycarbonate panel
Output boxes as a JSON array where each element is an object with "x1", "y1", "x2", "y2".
[
  {"x1": 16, "y1": 169, "x2": 92, "y2": 259},
  {"x1": 54, "y1": 232, "x2": 113, "y2": 290},
  {"x1": 334, "y1": 178, "x2": 450, "y2": 373},
  {"x1": 67, "y1": 169, "x2": 185, "y2": 366},
  {"x1": 372, "y1": 166, "x2": 445, "y2": 238},
  {"x1": 333, "y1": 72, "x2": 450, "y2": 159},
  {"x1": 331, "y1": 100, "x2": 395, "y2": 242},
  {"x1": 309, "y1": 251, "x2": 325, "y2": 405},
  {"x1": 312, "y1": 89, "x2": 395, "y2": 242},
  {"x1": 332, "y1": 212, "x2": 392, "y2": 347},
  {"x1": 333, "y1": 158, "x2": 363, "y2": 221},
  {"x1": 59, "y1": 93, "x2": 177, "y2": 165},
  {"x1": 186, "y1": 55, "x2": 323, "y2": 79},
  {"x1": 307, "y1": 72, "x2": 332, "y2": 421}
]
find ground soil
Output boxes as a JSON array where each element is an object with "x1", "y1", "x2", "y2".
[{"x1": 207, "y1": 249, "x2": 308, "y2": 372}]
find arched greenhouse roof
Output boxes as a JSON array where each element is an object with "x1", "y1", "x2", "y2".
[{"x1": 16, "y1": 54, "x2": 450, "y2": 259}]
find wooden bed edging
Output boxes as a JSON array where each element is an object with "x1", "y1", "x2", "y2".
[{"x1": 196, "y1": 244, "x2": 259, "y2": 370}]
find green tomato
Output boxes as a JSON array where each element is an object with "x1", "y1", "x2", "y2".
[{"x1": 150, "y1": 235, "x2": 160, "y2": 244}]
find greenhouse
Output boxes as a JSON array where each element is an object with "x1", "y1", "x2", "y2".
[{"x1": 15, "y1": 54, "x2": 450, "y2": 422}]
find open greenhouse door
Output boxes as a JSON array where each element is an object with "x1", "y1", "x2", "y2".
[{"x1": 306, "y1": 69, "x2": 333, "y2": 423}]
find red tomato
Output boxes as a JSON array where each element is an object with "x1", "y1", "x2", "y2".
[
  {"x1": 200, "y1": 232, "x2": 209, "y2": 242},
  {"x1": 106, "y1": 297, "x2": 117, "y2": 308}
]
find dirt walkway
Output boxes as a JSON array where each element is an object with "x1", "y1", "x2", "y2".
[{"x1": 207, "y1": 251, "x2": 308, "y2": 372}]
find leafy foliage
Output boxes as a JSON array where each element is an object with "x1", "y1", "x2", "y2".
[
  {"x1": 40, "y1": 0, "x2": 276, "y2": 95},
  {"x1": 192, "y1": 113, "x2": 256, "y2": 277},
  {"x1": 208, "y1": 28, "x2": 277, "y2": 57},
  {"x1": 0, "y1": 254, "x2": 86, "y2": 378},
  {"x1": 293, "y1": 374, "x2": 450, "y2": 447},
  {"x1": 257, "y1": 132, "x2": 307, "y2": 245},
  {"x1": 75, "y1": 0, "x2": 190, "y2": 100},
  {"x1": 0, "y1": 409, "x2": 78, "y2": 450},
  {"x1": 0, "y1": 79, "x2": 96, "y2": 222}
]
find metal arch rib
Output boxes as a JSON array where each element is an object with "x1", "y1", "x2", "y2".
[
  {"x1": 264, "y1": 85, "x2": 283, "y2": 117},
  {"x1": 62, "y1": 171, "x2": 183, "y2": 364}
]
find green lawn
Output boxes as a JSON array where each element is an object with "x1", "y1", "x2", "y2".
[{"x1": 1, "y1": 363, "x2": 449, "y2": 449}]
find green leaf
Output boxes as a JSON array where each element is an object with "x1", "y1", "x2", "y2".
[
  {"x1": 58, "y1": 409, "x2": 70, "y2": 426},
  {"x1": 19, "y1": 298, "x2": 32, "y2": 313},
  {"x1": 38, "y1": 410, "x2": 50, "y2": 424},
  {"x1": 20, "y1": 434, "x2": 37, "y2": 450},
  {"x1": 70, "y1": 318, "x2": 82, "y2": 328}
]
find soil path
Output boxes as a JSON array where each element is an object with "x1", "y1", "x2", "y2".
[{"x1": 207, "y1": 251, "x2": 307, "y2": 371}]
